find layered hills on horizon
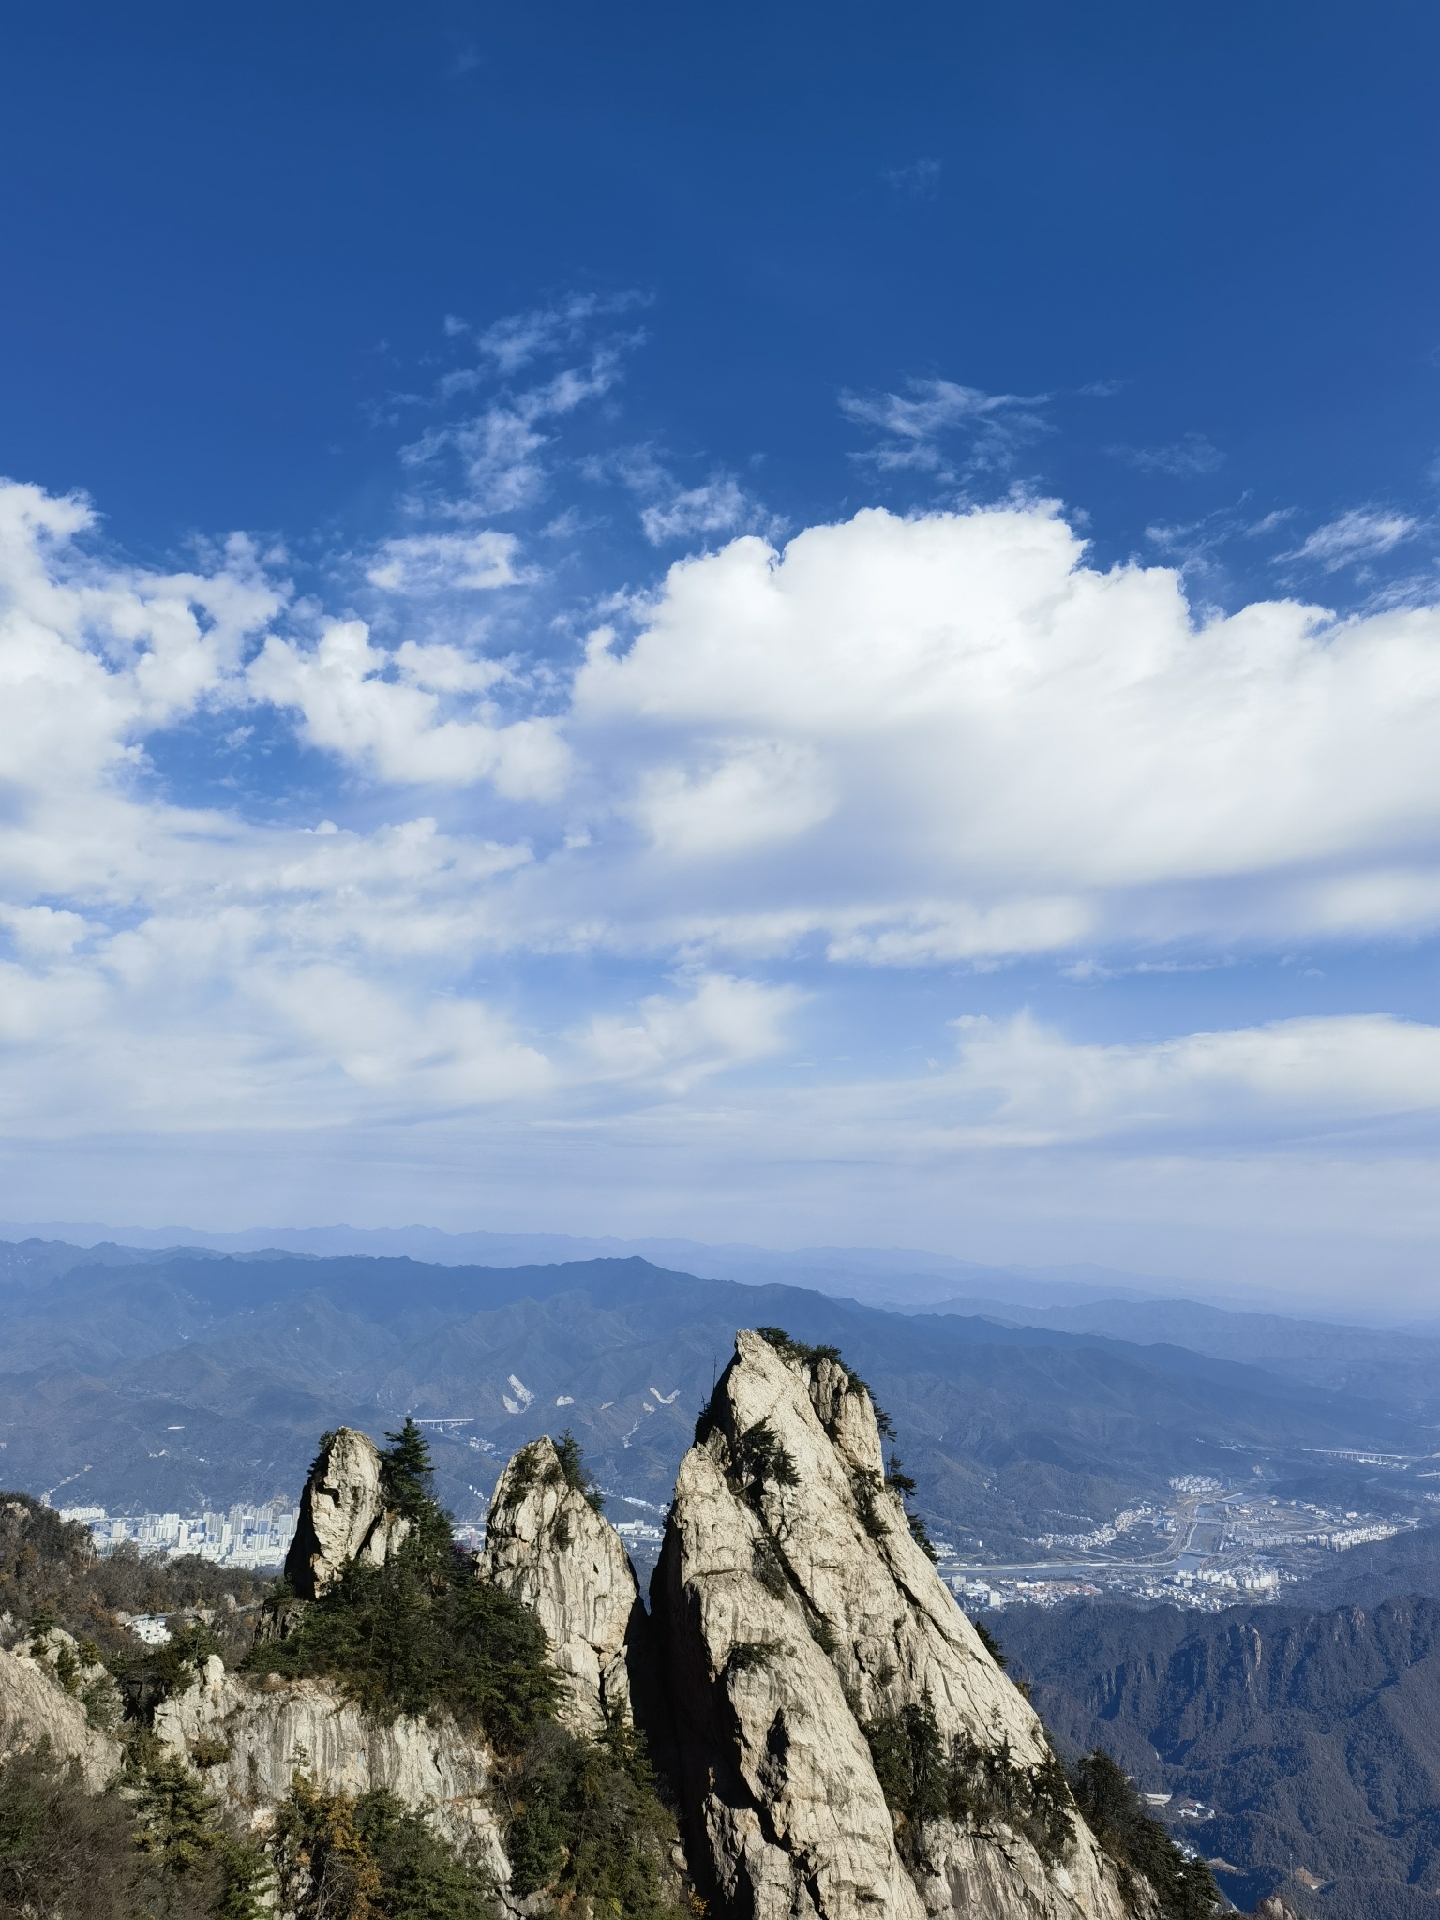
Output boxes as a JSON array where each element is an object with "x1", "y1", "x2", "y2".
[
  {"x1": 0, "y1": 1216, "x2": 1385, "y2": 1321},
  {"x1": 1, "y1": 1237, "x2": 1437, "y2": 1572}
]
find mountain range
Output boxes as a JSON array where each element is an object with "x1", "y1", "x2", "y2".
[
  {"x1": 6, "y1": 1231, "x2": 1440, "y2": 1914},
  {"x1": 1, "y1": 1239, "x2": 1433, "y2": 1567}
]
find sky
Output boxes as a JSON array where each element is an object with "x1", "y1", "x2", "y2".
[{"x1": 2, "y1": 2, "x2": 1440, "y2": 1306}]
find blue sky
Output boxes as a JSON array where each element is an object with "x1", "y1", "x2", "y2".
[{"x1": 2, "y1": 3, "x2": 1440, "y2": 1303}]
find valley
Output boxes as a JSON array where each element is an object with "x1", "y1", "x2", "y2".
[{"x1": 6, "y1": 1234, "x2": 1440, "y2": 1915}]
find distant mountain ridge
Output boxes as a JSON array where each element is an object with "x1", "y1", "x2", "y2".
[
  {"x1": 918, "y1": 1293, "x2": 1440, "y2": 1420},
  {"x1": 0, "y1": 1245, "x2": 1430, "y2": 1572},
  {"x1": 0, "y1": 1218, "x2": 1307, "y2": 1314}
]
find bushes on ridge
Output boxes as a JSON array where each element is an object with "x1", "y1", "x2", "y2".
[
  {"x1": 252, "y1": 1422, "x2": 691, "y2": 1915},
  {"x1": 245, "y1": 1422, "x2": 558, "y2": 1744}
]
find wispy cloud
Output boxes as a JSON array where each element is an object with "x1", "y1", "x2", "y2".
[
  {"x1": 365, "y1": 530, "x2": 524, "y2": 593},
  {"x1": 1110, "y1": 432, "x2": 1224, "y2": 476},
  {"x1": 640, "y1": 480, "x2": 764, "y2": 547},
  {"x1": 590, "y1": 446, "x2": 782, "y2": 548},
  {"x1": 403, "y1": 349, "x2": 628, "y2": 514},
  {"x1": 391, "y1": 294, "x2": 651, "y2": 518},
  {"x1": 882, "y1": 158, "x2": 941, "y2": 199},
  {"x1": 841, "y1": 378, "x2": 1051, "y2": 479},
  {"x1": 442, "y1": 291, "x2": 646, "y2": 383},
  {"x1": 1284, "y1": 506, "x2": 1419, "y2": 571}
]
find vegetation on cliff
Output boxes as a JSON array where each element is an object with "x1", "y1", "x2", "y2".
[
  {"x1": 0, "y1": 1727, "x2": 267, "y2": 1920},
  {"x1": 247, "y1": 1420, "x2": 560, "y2": 1741},
  {"x1": 1071, "y1": 1749, "x2": 1219, "y2": 1920},
  {"x1": 253, "y1": 1421, "x2": 690, "y2": 1917},
  {"x1": 0, "y1": 1494, "x2": 263, "y2": 1673},
  {"x1": 271, "y1": 1775, "x2": 494, "y2": 1920}
]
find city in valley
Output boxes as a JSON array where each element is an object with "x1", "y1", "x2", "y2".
[
  {"x1": 938, "y1": 1470, "x2": 1415, "y2": 1613},
  {"x1": 55, "y1": 1465, "x2": 1413, "y2": 1608}
]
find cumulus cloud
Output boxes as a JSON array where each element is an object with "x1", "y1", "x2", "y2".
[
  {"x1": 248, "y1": 620, "x2": 568, "y2": 796},
  {"x1": 0, "y1": 476, "x2": 810, "y2": 1170},
  {"x1": 568, "y1": 504, "x2": 1440, "y2": 955},
  {"x1": 628, "y1": 741, "x2": 835, "y2": 858},
  {"x1": 10, "y1": 471, "x2": 1440, "y2": 1288},
  {"x1": 0, "y1": 481, "x2": 280, "y2": 800}
]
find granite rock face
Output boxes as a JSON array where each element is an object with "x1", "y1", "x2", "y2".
[
  {"x1": 154, "y1": 1656, "x2": 508, "y2": 1880},
  {"x1": 283, "y1": 1426, "x2": 410, "y2": 1600},
  {"x1": 13, "y1": 1343, "x2": 1156, "y2": 1920},
  {"x1": 652, "y1": 1329, "x2": 1135, "y2": 1920},
  {"x1": 483, "y1": 1434, "x2": 651, "y2": 1733},
  {"x1": 0, "y1": 1633, "x2": 122, "y2": 1790}
]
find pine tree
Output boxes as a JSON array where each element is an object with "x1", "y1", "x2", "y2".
[{"x1": 381, "y1": 1417, "x2": 434, "y2": 1519}]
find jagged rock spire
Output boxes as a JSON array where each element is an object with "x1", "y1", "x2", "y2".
[
  {"x1": 653, "y1": 1328, "x2": 1134, "y2": 1920},
  {"x1": 283, "y1": 1426, "x2": 410, "y2": 1600},
  {"x1": 483, "y1": 1433, "x2": 651, "y2": 1734}
]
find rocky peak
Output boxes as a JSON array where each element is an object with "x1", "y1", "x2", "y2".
[
  {"x1": 653, "y1": 1328, "x2": 1135, "y2": 1920},
  {"x1": 483, "y1": 1433, "x2": 651, "y2": 1734},
  {"x1": 283, "y1": 1425, "x2": 410, "y2": 1600}
]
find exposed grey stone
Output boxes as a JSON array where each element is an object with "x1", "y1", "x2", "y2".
[
  {"x1": 283, "y1": 1426, "x2": 410, "y2": 1600},
  {"x1": 0, "y1": 1634, "x2": 122, "y2": 1791},
  {"x1": 154, "y1": 1657, "x2": 509, "y2": 1882},
  {"x1": 483, "y1": 1434, "x2": 652, "y2": 1735},
  {"x1": 653, "y1": 1329, "x2": 1136, "y2": 1920}
]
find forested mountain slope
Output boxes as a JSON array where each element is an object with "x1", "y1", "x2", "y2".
[{"x1": 1000, "y1": 1596, "x2": 1440, "y2": 1920}]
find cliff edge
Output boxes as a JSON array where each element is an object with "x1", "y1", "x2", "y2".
[{"x1": 653, "y1": 1327, "x2": 1138, "y2": 1920}]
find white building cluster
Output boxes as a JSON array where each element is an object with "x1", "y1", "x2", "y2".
[{"x1": 58, "y1": 1501, "x2": 298, "y2": 1569}]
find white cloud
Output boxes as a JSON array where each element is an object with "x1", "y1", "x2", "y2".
[
  {"x1": 404, "y1": 351, "x2": 626, "y2": 513},
  {"x1": 567, "y1": 504, "x2": 1440, "y2": 955},
  {"x1": 571, "y1": 973, "x2": 800, "y2": 1093},
  {"x1": 1287, "y1": 507, "x2": 1418, "y2": 570},
  {"x1": 1112, "y1": 433, "x2": 1224, "y2": 476},
  {"x1": 640, "y1": 479, "x2": 764, "y2": 547},
  {"x1": 939, "y1": 1010, "x2": 1440, "y2": 1143},
  {"x1": 248, "y1": 619, "x2": 568, "y2": 796},
  {"x1": 589, "y1": 447, "x2": 779, "y2": 549},
  {"x1": 9, "y1": 473, "x2": 1440, "y2": 1299},
  {"x1": 0, "y1": 905, "x2": 93, "y2": 956},
  {"x1": 250, "y1": 965, "x2": 553, "y2": 1106},
  {"x1": 442, "y1": 292, "x2": 645, "y2": 383},
  {"x1": 841, "y1": 379, "x2": 1050, "y2": 476},
  {"x1": 0, "y1": 482, "x2": 281, "y2": 803},
  {"x1": 629, "y1": 741, "x2": 835, "y2": 859},
  {"x1": 882, "y1": 159, "x2": 941, "y2": 198},
  {"x1": 365, "y1": 530, "x2": 522, "y2": 592},
  {"x1": 826, "y1": 900, "x2": 1095, "y2": 966},
  {"x1": 0, "y1": 480, "x2": 805, "y2": 1164}
]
